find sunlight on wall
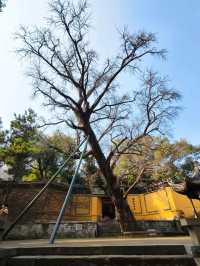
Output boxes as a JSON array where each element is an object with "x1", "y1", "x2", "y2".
[{"x1": 127, "y1": 187, "x2": 200, "y2": 220}]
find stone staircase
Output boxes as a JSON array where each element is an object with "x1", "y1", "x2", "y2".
[{"x1": 0, "y1": 244, "x2": 196, "y2": 266}]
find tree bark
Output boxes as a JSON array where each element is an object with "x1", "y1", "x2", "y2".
[
  {"x1": 81, "y1": 115, "x2": 134, "y2": 232},
  {"x1": 38, "y1": 158, "x2": 45, "y2": 181}
]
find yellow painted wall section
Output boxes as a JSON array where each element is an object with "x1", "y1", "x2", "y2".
[
  {"x1": 62, "y1": 187, "x2": 200, "y2": 222},
  {"x1": 64, "y1": 194, "x2": 99, "y2": 221},
  {"x1": 128, "y1": 187, "x2": 200, "y2": 220},
  {"x1": 90, "y1": 196, "x2": 102, "y2": 221},
  {"x1": 128, "y1": 187, "x2": 177, "y2": 220}
]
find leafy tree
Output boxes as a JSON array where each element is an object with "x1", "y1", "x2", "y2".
[
  {"x1": 1, "y1": 110, "x2": 76, "y2": 182},
  {"x1": 16, "y1": 0, "x2": 181, "y2": 231},
  {"x1": 0, "y1": 118, "x2": 8, "y2": 166},
  {"x1": 1, "y1": 109, "x2": 38, "y2": 181},
  {"x1": 0, "y1": 0, "x2": 7, "y2": 12},
  {"x1": 115, "y1": 137, "x2": 200, "y2": 193},
  {"x1": 0, "y1": 118, "x2": 6, "y2": 148},
  {"x1": 25, "y1": 131, "x2": 76, "y2": 182},
  {"x1": 153, "y1": 138, "x2": 198, "y2": 181}
]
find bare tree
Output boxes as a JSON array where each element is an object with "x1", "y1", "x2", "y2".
[{"x1": 16, "y1": 0, "x2": 181, "y2": 231}]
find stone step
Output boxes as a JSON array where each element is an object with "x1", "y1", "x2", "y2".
[
  {"x1": 3, "y1": 244, "x2": 187, "y2": 256},
  {"x1": 6, "y1": 254, "x2": 196, "y2": 266}
]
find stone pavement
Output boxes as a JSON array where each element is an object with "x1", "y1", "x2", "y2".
[{"x1": 0, "y1": 236, "x2": 192, "y2": 248}]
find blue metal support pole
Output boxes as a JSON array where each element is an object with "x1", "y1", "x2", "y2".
[
  {"x1": 2, "y1": 137, "x2": 87, "y2": 241},
  {"x1": 49, "y1": 136, "x2": 89, "y2": 244}
]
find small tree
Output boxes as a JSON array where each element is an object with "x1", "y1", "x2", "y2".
[
  {"x1": 29, "y1": 132, "x2": 76, "y2": 182},
  {"x1": 1, "y1": 110, "x2": 76, "y2": 182},
  {"x1": 0, "y1": 118, "x2": 8, "y2": 166},
  {"x1": 0, "y1": 118, "x2": 6, "y2": 149},
  {"x1": 0, "y1": 0, "x2": 7, "y2": 12},
  {"x1": 1, "y1": 109, "x2": 38, "y2": 181},
  {"x1": 16, "y1": 0, "x2": 181, "y2": 231}
]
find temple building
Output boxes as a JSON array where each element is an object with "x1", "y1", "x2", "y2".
[{"x1": 0, "y1": 181, "x2": 199, "y2": 239}]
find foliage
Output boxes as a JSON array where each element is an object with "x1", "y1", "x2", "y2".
[
  {"x1": 0, "y1": 110, "x2": 76, "y2": 182},
  {"x1": 0, "y1": 118, "x2": 7, "y2": 160},
  {"x1": 114, "y1": 136, "x2": 200, "y2": 190},
  {"x1": 22, "y1": 170, "x2": 38, "y2": 182},
  {"x1": 31, "y1": 132, "x2": 76, "y2": 182},
  {"x1": 81, "y1": 156, "x2": 105, "y2": 190},
  {"x1": 0, "y1": 109, "x2": 38, "y2": 180},
  {"x1": 0, "y1": 0, "x2": 7, "y2": 12}
]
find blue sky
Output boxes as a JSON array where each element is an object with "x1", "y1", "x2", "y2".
[{"x1": 0, "y1": 0, "x2": 200, "y2": 144}]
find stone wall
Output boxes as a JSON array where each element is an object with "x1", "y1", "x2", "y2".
[
  {"x1": 6, "y1": 221, "x2": 97, "y2": 240},
  {"x1": 0, "y1": 182, "x2": 70, "y2": 224},
  {"x1": 97, "y1": 220, "x2": 185, "y2": 236},
  {"x1": 4, "y1": 219, "x2": 185, "y2": 240},
  {"x1": 135, "y1": 220, "x2": 183, "y2": 234}
]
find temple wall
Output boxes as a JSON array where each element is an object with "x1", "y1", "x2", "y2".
[
  {"x1": 0, "y1": 184, "x2": 101, "y2": 227},
  {"x1": 170, "y1": 188, "x2": 200, "y2": 218},
  {"x1": 1, "y1": 184, "x2": 199, "y2": 231},
  {"x1": 1, "y1": 184, "x2": 197, "y2": 239},
  {"x1": 127, "y1": 187, "x2": 200, "y2": 220}
]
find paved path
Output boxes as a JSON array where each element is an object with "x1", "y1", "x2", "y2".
[{"x1": 0, "y1": 236, "x2": 192, "y2": 248}]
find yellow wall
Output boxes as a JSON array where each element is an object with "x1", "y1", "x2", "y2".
[
  {"x1": 128, "y1": 187, "x2": 200, "y2": 220},
  {"x1": 64, "y1": 195, "x2": 101, "y2": 221},
  {"x1": 170, "y1": 188, "x2": 200, "y2": 218},
  {"x1": 63, "y1": 187, "x2": 200, "y2": 222}
]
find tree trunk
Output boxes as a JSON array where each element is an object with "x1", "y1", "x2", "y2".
[
  {"x1": 38, "y1": 158, "x2": 45, "y2": 181},
  {"x1": 81, "y1": 117, "x2": 134, "y2": 232},
  {"x1": 111, "y1": 186, "x2": 134, "y2": 232}
]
